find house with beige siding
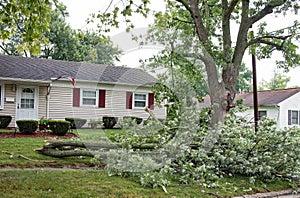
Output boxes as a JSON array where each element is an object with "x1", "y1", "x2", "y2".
[
  {"x1": 197, "y1": 88, "x2": 300, "y2": 129},
  {"x1": 0, "y1": 54, "x2": 165, "y2": 128}
]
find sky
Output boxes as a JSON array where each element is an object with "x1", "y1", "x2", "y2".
[{"x1": 61, "y1": 0, "x2": 300, "y2": 87}]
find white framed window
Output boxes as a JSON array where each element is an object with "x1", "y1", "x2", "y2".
[
  {"x1": 133, "y1": 93, "x2": 148, "y2": 108},
  {"x1": 81, "y1": 89, "x2": 98, "y2": 107},
  {"x1": 258, "y1": 110, "x2": 267, "y2": 120},
  {"x1": 291, "y1": 110, "x2": 299, "y2": 125},
  {"x1": 0, "y1": 83, "x2": 3, "y2": 109}
]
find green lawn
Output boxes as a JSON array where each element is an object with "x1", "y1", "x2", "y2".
[{"x1": 0, "y1": 129, "x2": 297, "y2": 197}]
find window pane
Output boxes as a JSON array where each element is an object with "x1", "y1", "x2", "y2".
[
  {"x1": 21, "y1": 99, "x2": 34, "y2": 109},
  {"x1": 83, "y1": 91, "x2": 96, "y2": 97},
  {"x1": 0, "y1": 85, "x2": 2, "y2": 106},
  {"x1": 134, "y1": 101, "x2": 146, "y2": 107},
  {"x1": 258, "y1": 111, "x2": 267, "y2": 120},
  {"x1": 83, "y1": 98, "x2": 96, "y2": 105},
  {"x1": 291, "y1": 111, "x2": 298, "y2": 124},
  {"x1": 135, "y1": 94, "x2": 146, "y2": 100}
]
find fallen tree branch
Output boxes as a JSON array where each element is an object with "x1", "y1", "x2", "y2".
[{"x1": 2, "y1": 151, "x2": 56, "y2": 163}]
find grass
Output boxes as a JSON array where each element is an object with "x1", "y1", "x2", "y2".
[
  {"x1": 0, "y1": 170, "x2": 294, "y2": 198},
  {"x1": 0, "y1": 129, "x2": 297, "y2": 197},
  {"x1": 0, "y1": 129, "x2": 124, "y2": 168}
]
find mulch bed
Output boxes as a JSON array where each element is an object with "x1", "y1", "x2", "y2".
[{"x1": 0, "y1": 131, "x2": 78, "y2": 138}]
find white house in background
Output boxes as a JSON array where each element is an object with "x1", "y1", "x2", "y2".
[
  {"x1": 0, "y1": 54, "x2": 165, "y2": 128},
  {"x1": 197, "y1": 88, "x2": 300, "y2": 129}
]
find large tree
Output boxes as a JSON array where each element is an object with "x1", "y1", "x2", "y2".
[
  {"x1": 93, "y1": 0, "x2": 300, "y2": 125},
  {"x1": 0, "y1": 0, "x2": 59, "y2": 55},
  {"x1": 1, "y1": 3, "x2": 122, "y2": 65}
]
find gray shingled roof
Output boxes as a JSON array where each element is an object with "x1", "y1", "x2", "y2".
[
  {"x1": 0, "y1": 54, "x2": 156, "y2": 86},
  {"x1": 197, "y1": 88, "x2": 300, "y2": 108}
]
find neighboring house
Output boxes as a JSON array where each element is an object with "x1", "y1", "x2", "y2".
[
  {"x1": 197, "y1": 88, "x2": 300, "y2": 129},
  {"x1": 0, "y1": 54, "x2": 165, "y2": 127}
]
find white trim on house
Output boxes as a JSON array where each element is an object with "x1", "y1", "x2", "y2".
[
  {"x1": 16, "y1": 85, "x2": 39, "y2": 121},
  {"x1": 80, "y1": 89, "x2": 99, "y2": 107},
  {"x1": 133, "y1": 92, "x2": 148, "y2": 109}
]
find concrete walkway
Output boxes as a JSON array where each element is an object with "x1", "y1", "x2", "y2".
[{"x1": 233, "y1": 188, "x2": 300, "y2": 198}]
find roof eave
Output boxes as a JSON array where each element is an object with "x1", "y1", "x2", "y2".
[
  {"x1": 0, "y1": 77, "x2": 51, "y2": 84},
  {"x1": 50, "y1": 78, "x2": 156, "y2": 87}
]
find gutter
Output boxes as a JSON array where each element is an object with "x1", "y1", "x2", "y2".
[
  {"x1": 0, "y1": 77, "x2": 50, "y2": 84},
  {"x1": 50, "y1": 78, "x2": 156, "y2": 88}
]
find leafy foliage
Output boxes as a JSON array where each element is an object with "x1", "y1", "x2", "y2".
[
  {"x1": 0, "y1": 116, "x2": 12, "y2": 129},
  {"x1": 259, "y1": 69, "x2": 291, "y2": 90},
  {"x1": 0, "y1": 0, "x2": 60, "y2": 55},
  {"x1": 102, "y1": 116, "x2": 118, "y2": 129},
  {"x1": 48, "y1": 120, "x2": 70, "y2": 136},
  {"x1": 65, "y1": 118, "x2": 87, "y2": 129},
  {"x1": 0, "y1": 2, "x2": 122, "y2": 65},
  {"x1": 16, "y1": 120, "x2": 38, "y2": 134},
  {"x1": 104, "y1": 108, "x2": 300, "y2": 188}
]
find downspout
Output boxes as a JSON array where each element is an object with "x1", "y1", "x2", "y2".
[
  {"x1": 46, "y1": 83, "x2": 52, "y2": 119},
  {"x1": 275, "y1": 104, "x2": 280, "y2": 129}
]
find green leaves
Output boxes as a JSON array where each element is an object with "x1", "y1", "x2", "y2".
[{"x1": 0, "y1": 0, "x2": 57, "y2": 55}]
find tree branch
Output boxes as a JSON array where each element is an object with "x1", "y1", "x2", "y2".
[
  {"x1": 247, "y1": 34, "x2": 292, "y2": 50},
  {"x1": 224, "y1": 0, "x2": 240, "y2": 19},
  {"x1": 173, "y1": 17, "x2": 194, "y2": 24},
  {"x1": 0, "y1": 44, "x2": 12, "y2": 55},
  {"x1": 189, "y1": 0, "x2": 209, "y2": 42},
  {"x1": 250, "y1": 0, "x2": 287, "y2": 25},
  {"x1": 176, "y1": 0, "x2": 190, "y2": 11}
]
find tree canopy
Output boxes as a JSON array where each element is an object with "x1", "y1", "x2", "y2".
[
  {"x1": 0, "y1": 0, "x2": 59, "y2": 55},
  {"x1": 0, "y1": 1, "x2": 122, "y2": 65},
  {"x1": 259, "y1": 69, "x2": 291, "y2": 90}
]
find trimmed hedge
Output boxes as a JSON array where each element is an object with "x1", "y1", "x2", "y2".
[
  {"x1": 65, "y1": 118, "x2": 87, "y2": 129},
  {"x1": 48, "y1": 120, "x2": 70, "y2": 136},
  {"x1": 103, "y1": 116, "x2": 118, "y2": 129},
  {"x1": 16, "y1": 120, "x2": 38, "y2": 134},
  {"x1": 0, "y1": 115, "x2": 12, "y2": 129},
  {"x1": 123, "y1": 116, "x2": 143, "y2": 125}
]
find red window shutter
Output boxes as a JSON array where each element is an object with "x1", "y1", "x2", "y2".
[
  {"x1": 148, "y1": 93, "x2": 154, "y2": 110},
  {"x1": 73, "y1": 88, "x2": 80, "y2": 107},
  {"x1": 126, "y1": 92, "x2": 133, "y2": 109},
  {"x1": 98, "y1": 90, "x2": 106, "y2": 108}
]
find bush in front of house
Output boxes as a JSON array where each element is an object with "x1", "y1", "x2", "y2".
[
  {"x1": 16, "y1": 120, "x2": 38, "y2": 134},
  {"x1": 123, "y1": 116, "x2": 143, "y2": 125},
  {"x1": 65, "y1": 118, "x2": 87, "y2": 129},
  {"x1": 102, "y1": 116, "x2": 118, "y2": 129},
  {"x1": 48, "y1": 120, "x2": 70, "y2": 136},
  {"x1": 0, "y1": 115, "x2": 12, "y2": 129}
]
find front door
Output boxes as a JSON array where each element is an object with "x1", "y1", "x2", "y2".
[{"x1": 16, "y1": 86, "x2": 38, "y2": 120}]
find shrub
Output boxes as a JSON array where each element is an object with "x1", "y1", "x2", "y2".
[
  {"x1": 89, "y1": 119, "x2": 103, "y2": 129},
  {"x1": 103, "y1": 116, "x2": 118, "y2": 129},
  {"x1": 39, "y1": 117, "x2": 50, "y2": 131},
  {"x1": 48, "y1": 120, "x2": 70, "y2": 136},
  {"x1": 0, "y1": 115, "x2": 12, "y2": 129},
  {"x1": 16, "y1": 120, "x2": 38, "y2": 134},
  {"x1": 65, "y1": 118, "x2": 87, "y2": 129},
  {"x1": 123, "y1": 116, "x2": 143, "y2": 125}
]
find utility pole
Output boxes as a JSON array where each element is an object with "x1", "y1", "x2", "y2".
[{"x1": 252, "y1": 54, "x2": 259, "y2": 132}]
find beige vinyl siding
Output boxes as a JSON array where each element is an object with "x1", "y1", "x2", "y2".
[
  {"x1": 48, "y1": 86, "x2": 166, "y2": 127},
  {"x1": 49, "y1": 87, "x2": 73, "y2": 120},
  {"x1": 38, "y1": 86, "x2": 47, "y2": 119},
  {"x1": 0, "y1": 84, "x2": 17, "y2": 127}
]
